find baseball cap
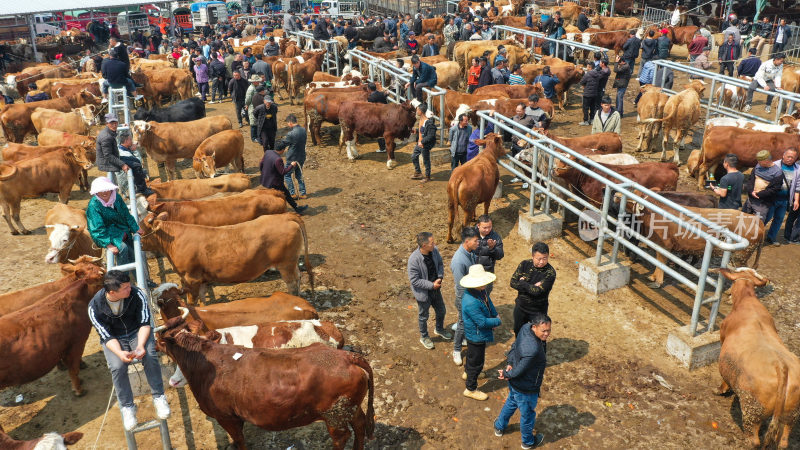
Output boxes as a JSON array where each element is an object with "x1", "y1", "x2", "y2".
[{"x1": 105, "y1": 113, "x2": 119, "y2": 123}]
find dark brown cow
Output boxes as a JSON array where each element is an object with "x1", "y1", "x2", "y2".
[
  {"x1": 338, "y1": 101, "x2": 417, "y2": 169},
  {"x1": 140, "y1": 212, "x2": 313, "y2": 303},
  {"x1": 0, "y1": 425, "x2": 82, "y2": 450},
  {"x1": 422, "y1": 17, "x2": 445, "y2": 34},
  {"x1": 0, "y1": 90, "x2": 99, "y2": 143},
  {"x1": 694, "y1": 126, "x2": 800, "y2": 189},
  {"x1": 0, "y1": 147, "x2": 93, "y2": 235},
  {"x1": 156, "y1": 318, "x2": 374, "y2": 450},
  {"x1": 473, "y1": 84, "x2": 545, "y2": 98},
  {"x1": 5, "y1": 63, "x2": 76, "y2": 98},
  {"x1": 553, "y1": 160, "x2": 679, "y2": 205},
  {"x1": 147, "y1": 189, "x2": 286, "y2": 226},
  {"x1": 0, "y1": 256, "x2": 104, "y2": 316},
  {"x1": 303, "y1": 86, "x2": 371, "y2": 145},
  {"x1": 446, "y1": 133, "x2": 505, "y2": 242},
  {"x1": 716, "y1": 268, "x2": 800, "y2": 449},
  {"x1": 287, "y1": 51, "x2": 327, "y2": 105},
  {"x1": 0, "y1": 274, "x2": 99, "y2": 395}
]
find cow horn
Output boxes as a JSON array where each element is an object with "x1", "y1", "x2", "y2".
[{"x1": 153, "y1": 307, "x2": 190, "y2": 333}]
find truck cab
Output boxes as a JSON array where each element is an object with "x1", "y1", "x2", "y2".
[{"x1": 319, "y1": 0, "x2": 362, "y2": 17}]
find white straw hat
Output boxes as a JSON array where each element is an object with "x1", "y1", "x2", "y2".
[
  {"x1": 90, "y1": 177, "x2": 118, "y2": 195},
  {"x1": 460, "y1": 264, "x2": 497, "y2": 288}
]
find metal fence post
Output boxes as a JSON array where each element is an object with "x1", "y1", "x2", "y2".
[
  {"x1": 690, "y1": 240, "x2": 715, "y2": 336},
  {"x1": 543, "y1": 150, "x2": 554, "y2": 215},
  {"x1": 610, "y1": 192, "x2": 627, "y2": 264},
  {"x1": 594, "y1": 184, "x2": 613, "y2": 266}
]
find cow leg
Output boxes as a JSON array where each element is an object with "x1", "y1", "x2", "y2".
[
  {"x1": 648, "y1": 252, "x2": 666, "y2": 288},
  {"x1": 673, "y1": 130, "x2": 686, "y2": 165},
  {"x1": 350, "y1": 406, "x2": 367, "y2": 450},
  {"x1": 278, "y1": 263, "x2": 302, "y2": 296},
  {"x1": 780, "y1": 424, "x2": 792, "y2": 448},
  {"x1": 165, "y1": 159, "x2": 178, "y2": 181},
  {"x1": 65, "y1": 343, "x2": 85, "y2": 396},
  {"x1": 659, "y1": 127, "x2": 669, "y2": 162},
  {"x1": 216, "y1": 417, "x2": 247, "y2": 450},
  {"x1": 9, "y1": 202, "x2": 29, "y2": 235},
  {"x1": 385, "y1": 135, "x2": 397, "y2": 169},
  {"x1": 447, "y1": 198, "x2": 457, "y2": 244},
  {"x1": 324, "y1": 421, "x2": 352, "y2": 450},
  {"x1": 59, "y1": 182, "x2": 72, "y2": 204},
  {"x1": 483, "y1": 200, "x2": 490, "y2": 217},
  {"x1": 714, "y1": 379, "x2": 731, "y2": 395},
  {"x1": 739, "y1": 395, "x2": 764, "y2": 448},
  {"x1": 1, "y1": 202, "x2": 21, "y2": 235},
  {"x1": 345, "y1": 138, "x2": 359, "y2": 161}
]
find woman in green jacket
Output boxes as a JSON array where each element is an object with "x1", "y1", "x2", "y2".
[{"x1": 86, "y1": 177, "x2": 141, "y2": 266}]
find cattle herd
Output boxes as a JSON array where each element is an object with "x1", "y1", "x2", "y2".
[{"x1": 2, "y1": 0, "x2": 800, "y2": 448}]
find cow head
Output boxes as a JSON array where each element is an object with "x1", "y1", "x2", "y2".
[
  {"x1": 686, "y1": 79, "x2": 706, "y2": 95},
  {"x1": 715, "y1": 268, "x2": 769, "y2": 302},
  {"x1": 45, "y1": 223, "x2": 84, "y2": 264},
  {"x1": 130, "y1": 121, "x2": 153, "y2": 145},
  {"x1": 76, "y1": 105, "x2": 98, "y2": 127},
  {"x1": 0, "y1": 163, "x2": 18, "y2": 181},
  {"x1": 133, "y1": 108, "x2": 151, "y2": 121},
  {"x1": 78, "y1": 89, "x2": 101, "y2": 106},
  {"x1": 68, "y1": 145, "x2": 94, "y2": 170},
  {"x1": 60, "y1": 256, "x2": 105, "y2": 290},
  {"x1": 193, "y1": 152, "x2": 217, "y2": 178}
]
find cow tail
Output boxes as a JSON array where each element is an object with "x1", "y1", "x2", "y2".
[
  {"x1": 296, "y1": 214, "x2": 315, "y2": 295},
  {"x1": 752, "y1": 236, "x2": 763, "y2": 270},
  {"x1": 349, "y1": 352, "x2": 375, "y2": 440},
  {"x1": 764, "y1": 362, "x2": 789, "y2": 447},
  {"x1": 288, "y1": 61, "x2": 295, "y2": 98}
]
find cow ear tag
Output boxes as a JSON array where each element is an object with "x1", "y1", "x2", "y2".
[{"x1": 233, "y1": 352, "x2": 243, "y2": 361}]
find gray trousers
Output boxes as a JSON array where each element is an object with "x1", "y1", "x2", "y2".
[
  {"x1": 746, "y1": 79, "x2": 776, "y2": 107},
  {"x1": 417, "y1": 290, "x2": 446, "y2": 338},
  {"x1": 102, "y1": 331, "x2": 164, "y2": 408}
]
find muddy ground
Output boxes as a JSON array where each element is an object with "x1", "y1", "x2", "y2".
[{"x1": 1, "y1": 48, "x2": 800, "y2": 449}]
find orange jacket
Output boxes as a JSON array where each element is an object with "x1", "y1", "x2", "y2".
[{"x1": 468, "y1": 65, "x2": 481, "y2": 86}]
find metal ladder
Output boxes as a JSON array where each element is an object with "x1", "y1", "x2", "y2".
[{"x1": 106, "y1": 87, "x2": 172, "y2": 450}]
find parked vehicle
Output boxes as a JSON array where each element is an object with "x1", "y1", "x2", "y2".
[{"x1": 190, "y1": 1, "x2": 229, "y2": 28}]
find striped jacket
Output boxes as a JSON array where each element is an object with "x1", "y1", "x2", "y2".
[{"x1": 88, "y1": 286, "x2": 151, "y2": 344}]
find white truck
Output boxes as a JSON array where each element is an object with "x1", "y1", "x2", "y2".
[{"x1": 319, "y1": 0, "x2": 363, "y2": 17}]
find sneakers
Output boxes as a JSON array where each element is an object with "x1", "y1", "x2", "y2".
[
  {"x1": 410, "y1": 172, "x2": 424, "y2": 180},
  {"x1": 462, "y1": 371, "x2": 467, "y2": 380},
  {"x1": 453, "y1": 351, "x2": 463, "y2": 366},
  {"x1": 494, "y1": 427, "x2": 504, "y2": 437},
  {"x1": 521, "y1": 433, "x2": 545, "y2": 449},
  {"x1": 376, "y1": 148, "x2": 387, "y2": 153},
  {"x1": 420, "y1": 336, "x2": 435, "y2": 349},
  {"x1": 765, "y1": 105, "x2": 772, "y2": 113},
  {"x1": 209, "y1": 100, "x2": 217, "y2": 104},
  {"x1": 510, "y1": 177, "x2": 522, "y2": 183},
  {"x1": 743, "y1": 104, "x2": 752, "y2": 112},
  {"x1": 462, "y1": 338, "x2": 467, "y2": 347},
  {"x1": 463, "y1": 389, "x2": 488, "y2": 401},
  {"x1": 153, "y1": 395, "x2": 171, "y2": 420},
  {"x1": 434, "y1": 328, "x2": 453, "y2": 340},
  {"x1": 121, "y1": 405, "x2": 138, "y2": 431},
  {"x1": 578, "y1": 121, "x2": 590, "y2": 126}
]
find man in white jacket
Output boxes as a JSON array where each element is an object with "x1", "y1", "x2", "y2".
[{"x1": 744, "y1": 53, "x2": 785, "y2": 113}]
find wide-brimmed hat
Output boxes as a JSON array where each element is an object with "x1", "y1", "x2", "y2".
[
  {"x1": 90, "y1": 177, "x2": 118, "y2": 195},
  {"x1": 248, "y1": 74, "x2": 263, "y2": 82},
  {"x1": 460, "y1": 264, "x2": 497, "y2": 288}
]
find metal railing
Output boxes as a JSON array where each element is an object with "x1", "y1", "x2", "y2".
[
  {"x1": 366, "y1": 0, "x2": 447, "y2": 16},
  {"x1": 493, "y1": 24, "x2": 609, "y2": 62},
  {"x1": 346, "y1": 48, "x2": 448, "y2": 145},
  {"x1": 641, "y1": 6, "x2": 671, "y2": 27},
  {"x1": 779, "y1": 24, "x2": 800, "y2": 64},
  {"x1": 476, "y1": 110, "x2": 751, "y2": 336},
  {"x1": 650, "y1": 59, "x2": 800, "y2": 132},
  {"x1": 288, "y1": 29, "x2": 343, "y2": 76}
]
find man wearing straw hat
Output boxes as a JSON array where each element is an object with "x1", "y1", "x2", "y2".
[{"x1": 460, "y1": 264, "x2": 501, "y2": 401}]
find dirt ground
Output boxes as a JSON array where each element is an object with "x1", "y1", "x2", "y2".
[{"x1": 2, "y1": 48, "x2": 800, "y2": 450}]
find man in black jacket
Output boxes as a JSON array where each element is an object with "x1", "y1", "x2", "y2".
[
  {"x1": 313, "y1": 16, "x2": 331, "y2": 40},
  {"x1": 410, "y1": 103, "x2": 437, "y2": 182},
  {"x1": 494, "y1": 312, "x2": 550, "y2": 449},
  {"x1": 743, "y1": 150, "x2": 785, "y2": 223},
  {"x1": 576, "y1": 10, "x2": 590, "y2": 32},
  {"x1": 613, "y1": 56, "x2": 631, "y2": 115},
  {"x1": 209, "y1": 53, "x2": 227, "y2": 103},
  {"x1": 750, "y1": 16, "x2": 772, "y2": 57},
  {"x1": 509, "y1": 242, "x2": 556, "y2": 336},
  {"x1": 718, "y1": 33, "x2": 741, "y2": 76},
  {"x1": 254, "y1": 96, "x2": 278, "y2": 152},
  {"x1": 100, "y1": 49, "x2": 139, "y2": 101},
  {"x1": 88, "y1": 271, "x2": 170, "y2": 432},
  {"x1": 228, "y1": 70, "x2": 249, "y2": 127},
  {"x1": 621, "y1": 29, "x2": 640, "y2": 70},
  {"x1": 475, "y1": 215, "x2": 504, "y2": 295},
  {"x1": 579, "y1": 63, "x2": 601, "y2": 125},
  {"x1": 422, "y1": 35, "x2": 439, "y2": 57},
  {"x1": 640, "y1": 30, "x2": 658, "y2": 67},
  {"x1": 367, "y1": 83, "x2": 388, "y2": 152}
]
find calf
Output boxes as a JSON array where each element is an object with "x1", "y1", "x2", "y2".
[
  {"x1": 156, "y1": 319, "x2": 374, "y2": 450},
  {"x1": 304, "y1": 86, "x2": 371, "y2": 146},
  {"x1": 131, "y1": 116, "x2": 232, "y2": 180},
  {"x1": 643, "y1": 79, "x2": 706, "y2": 163},
  {"x1": 0, "y1": 425, "x2": 82, "y2": 450},
  {"x1": 147, "y1": 189, "x2": 286, "y2": 226},
  {"x1": 714, "y1": 78, "x2": 748, "y2": 112},
  {"x1": 636, "y1": 86, "x2": 669, "y2": 152},
  {"x1": 45, "y1": 204, "x2": 103, "y2": 264},
  {"x1": 288, "y1": 51, "x2": 327, "y2": 105},
  {"x1": 0, "y1": 276, "x2": 98, "y2": 396},
  {"x1": 435, "y1": 90, "x2": 511, "y2": 126},
  {"x1": 141, "y1": 212, "x2": 314, "y2": 303},
  {"x1": 133, "y1": 97, "x2": 206, "y2": 122},
  {"x1": 192, "y1": 129, "x2": 245, "y2": 178},
  {"x1": 0, "y1": 147, "x2": 93, "y2": 234},
  {"x1": 338, "y1": 101, "x2": 417, "y2": 169},
  {"x1": 715, "y1": 268, "x2": 800, "y2": 449},
  {"x1": 147, "y1": 173, "x2": 252, "y2": 200},
  {"x1": 446, "y1": 133, "x2": 505, "y2": 242},
  {"x1": 0, "y1": 256, "x2": 104, "y2": 316}
]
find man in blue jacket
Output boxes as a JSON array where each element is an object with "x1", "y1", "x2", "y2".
[
  {"x1": 406, "y1": 55, "x2": 438, "y2": 102},
  {"x1": 494, "y1": 313, "x2": 551, "y2": 449},
  {"x1": 533, "y1": 66, "x2": 560, "y2": 102},
  {"x1": 460, "y1": 264, "x2": 501, "y2": 401}
]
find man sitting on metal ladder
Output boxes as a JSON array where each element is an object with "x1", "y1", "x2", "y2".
[
  {"x1": 100, "y1": 48, "x2": 143, "y2": 104},
  {"x1": 88, "y1": 270, "x2": 171, "y2": 431}
]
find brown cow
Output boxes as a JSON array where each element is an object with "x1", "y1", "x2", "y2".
[
  {"x1": 446, "y1": 133, "x2": 505, "y2": 242},
  {"x1": 131, "y1": 68, "x2": 194, "y2": 108},
  {"x1": 452, "y1": 39, "x2": 516, "y2": 74},
  {"x1": 0, "y1": 425, "x2": 83, "y2": 450},
  {"x1": 694, "y1": 127, "x2": 800, "y2": 189},
  {"x1": 422, "y1": 17, "x2": 445, "y2": 34},
  {"x1": 191, "y1": 129, "x2": 245, "y2": 178},
  {"x1": 0, "y1": 274, "x2": 99, "y2": 396},
  {"x1": 30, "y1": 106, "x2": 97, "y2": 135},
  {"x1": 303, "y1": 86, "x2": 371, "y2": 146},
  {"x1": 287, "y1": 51, "x2": 327, "y2": 105},
  {"x1": 636, "y1": 85, "x2": 669, "y2": 152},
  {"x1": 147, "y1": 173, "x2": 252, "y2": 200},
  {"x1": 270, "y1": 54, "x2": 313, "y2": 101},
  {"x1": 553, "y1": 160, "x2": 678, "y2": 205},
  {"x1": 146, "y1": 189, "x2": 286, "y2": 226},
  {"x1": 51, "y1": 81, "x2": 102, "y2": 99},
  {"x1": 715, "y1": 268, "x2": 800, "y2": 449},
  {"x1": 0, "y1": 256, "x2": 104, "y2": 316},
  {"x1": 0, "y1": 147, "x2": 93, "y2": 234},
  {"x1": 542, "y1": 130, "x2": 623, "y2": 154},
  {"x1": 473, "y1": 84, "x2": 547, "y2": 98},
  {"x1": 588, "y1": 29, "x2": 629, "y2": 55},
  {"x1": 140, "y1": 212, "x2": 314, "y2": 303},
  {"x1": 592, "y1": 15, "x2": 641, "y2": 31},
  {"x1": 668, "y1": 25, "x2": 700, "y2": 46},
  {"x1": 37, "y1": 128, "x2": 96, "y2": 150},
  {"x1": 131, "y1": 116, "x2": 232, "y2": 180},
  {"x1": 627, "y1": 203, "x2": 763, "y2": 287},
  {"x1": 5, "y1": 63, "x2": 76, "y2": 98},
  {"x1": 643, "y1": 79, "x2": 706, "y2": 163},
  {"x1": 0, "y1": 90, "x2": 99, "y2": 143},
  {"x1": 434, "y1": 89, "x2": 510, "y2": 126},
  {"x1": 35, "y1": 77, "x2": 100, "y2": 94},
  {"x1": 44, "y1": 204, "x2": 103, "y2": 264},
  {"x1": 520, "y1": 63, "x2": 584, "y2": 109},
  {"x1": 338, "y1": 101, "x2": 417, "y2": 169},
  {"x1": 155, "y1": 318, "x2": 374, "y2": 450}
]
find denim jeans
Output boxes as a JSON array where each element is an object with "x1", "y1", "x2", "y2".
[
  {"x1": 102, "y1": 79, "x2": 137, "y2": 96},
  {"x1": 283, "y1": 162, "x2": 306, "y2": 196},
  {"x1": 198, "y1": 81, "x2": 209, "y2": 102},
  {"x1": 412, "y1": 145, "x2": 431, "y2": 177},
  {"x1": 451, "y1": 152, "x2": 467, "y2": 170},
  {"x1": 417, "y1": 290, "x2": 446, "y2": 338},
  {"x1": 616, "y1": 87, "x2": 627, "y2": 115},
  {"x1": 101, "y1": 331, "x2": 164, "y2": 408},
  {"x1": 766, "y1": 197, "x2": 789, "y2": 242},
  {"x1": 494, "y1": 385, "x2": 540, "y2": 446}
]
